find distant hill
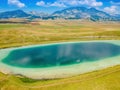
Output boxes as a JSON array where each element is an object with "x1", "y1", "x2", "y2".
[
  {"x1": 0, "y1": 7, "x2": 120, "y2": 21},
  {"x1": 0, "y1": 10, "x2": 40, "y2": 19},
  {"x1": 52, "y1": 7, "x2": 120, "y2": 21}
]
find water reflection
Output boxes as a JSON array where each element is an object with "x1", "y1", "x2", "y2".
[{"x1": 2, "y1": 42, "x2": 120, "y2": 68}]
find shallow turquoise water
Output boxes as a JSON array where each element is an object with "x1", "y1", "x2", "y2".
[{"x1": 1, "y1": 42, "x2": 120, "y2": 68}]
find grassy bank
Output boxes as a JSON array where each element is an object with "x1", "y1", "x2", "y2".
[
  {"x1": 0, "y1": 20, "x2": 120, "y2": 90},
  {"x1": 0, "y1": 65, "x2": 120, "y2": 90}
]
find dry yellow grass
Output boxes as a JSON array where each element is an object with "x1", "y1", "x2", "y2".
[
  {"x1": 0, "y1": 65, "x2": 120, "y2": 90},
  {"x1": 0, "y1": 20, "x2": 120, "y2": 48}
]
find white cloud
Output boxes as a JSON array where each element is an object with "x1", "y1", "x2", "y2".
[
  {"x1": 36, "y1": 0, "x2": 103, "y2": 7},
  {"x1": 68, "y1": 0, "x2": 103, "y2": 7},
  {"x1": 50, "y1": 2, "x2": 66, "y2": 7},
  {"x1": 8, "y1": 0, "x2": 25, "y2": 8},
  {"x1": 36, "y1": 1, "x2": 45, "y2": 6},
  {"x1": 110, "y1": 1, "x2": 120, "y2": 6},
  {"x1": 91, "y1": 1, "x2": 103, "y2": 7},
  {"x1": 36, "y1": 1, "x2": 66, "y2": 7},
  {"x1": 104, "y1": 6, "x2": 118, "y2": 15}
]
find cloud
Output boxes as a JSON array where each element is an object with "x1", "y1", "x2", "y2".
[
  {"x1": 36, "y1": 1, "x2": 45, "y2": 6},
  {"x1": 50, "y1": 2, "x2": 66, "y2": 7},
  {"x1": 36, "y1": 0, "x2": 66, "y2": 7},
  {"x1": 8, "y1": 0, "x2": 25, "y2": 8},
  {"x1": 104, "y1": 6, "x2": 118, "y2": 15},
  {"x1": 36, "y1": 0, "x2": 103, "y2": 7},
  {"x1": 90, "y1": 1, "x2": 103, "y2": 7},
  {"x1": 65, "y1": 0, "x2": 103, "y2": 7},
  {"x1": 110, "y1": 1, "x2": 120, "y2": 6}
]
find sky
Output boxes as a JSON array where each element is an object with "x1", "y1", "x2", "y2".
[{"x1": 0, "y1": 0, "x2": 120, "y2": 14}]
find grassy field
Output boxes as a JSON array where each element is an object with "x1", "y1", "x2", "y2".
[
  {"x1": 0, "y1": 20, "x2": 120, "y2": 90},
  {"x1": 0, "y1": 20, "x2": 120, "y2": 48}
]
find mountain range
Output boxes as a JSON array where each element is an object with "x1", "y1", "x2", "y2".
[{"x1": 0, "y1": 7, "x2": 120, "y2": 21}]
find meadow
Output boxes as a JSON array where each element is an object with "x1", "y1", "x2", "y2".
[{"x1": 0, "y1": 20, "x2": 120, "y2": 90}]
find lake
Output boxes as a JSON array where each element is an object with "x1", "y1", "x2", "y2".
[{"x1": 0, "y1": 40, "x2": 120, "y2": 79}]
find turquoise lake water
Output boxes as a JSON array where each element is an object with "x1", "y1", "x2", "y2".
[
  {"x1": 1, "y1": 42, "x2": 120, "y2": 68},
  {"x1": 0, "y1": 40, "x2": 120, "y2": 79}
]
